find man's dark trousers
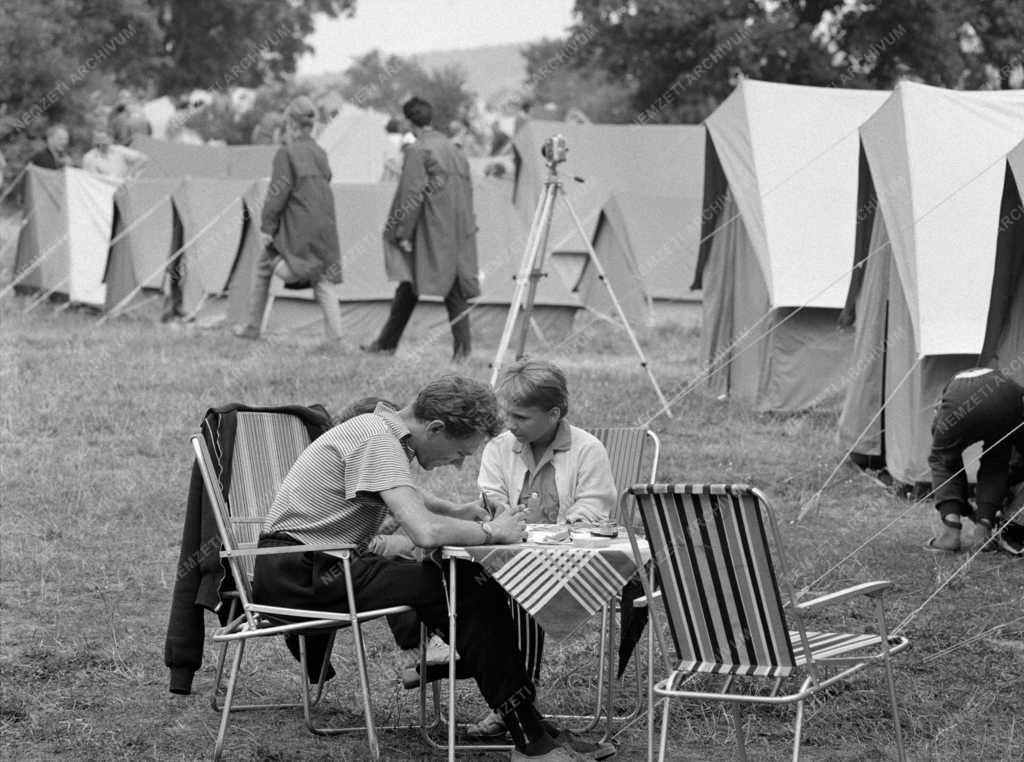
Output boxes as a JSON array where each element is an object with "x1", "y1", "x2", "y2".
[
  {"x1": 375, "y1": 280, "x2": 471, "y2": 358},
  {"x1": 929, "y1": 369, "x2": 1024, "y2": 524}
]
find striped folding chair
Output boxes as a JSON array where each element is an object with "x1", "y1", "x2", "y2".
[
  {"x1": 192, "y1": 422, "x2": 417, "y2": 761},
  {"x1": 623, "y1": 484, "x2": 910, "y2": 762},
  {"x1": 538, "y1": 427, "x2": 660, "y2": 735}
]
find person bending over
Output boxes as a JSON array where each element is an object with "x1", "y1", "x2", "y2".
[
  {"x1": 926, "y1": 367, "x2": 1024, "y2": 552},
  {"x1": 253, "y1": 375, "x2": 588, "y2": 761}
]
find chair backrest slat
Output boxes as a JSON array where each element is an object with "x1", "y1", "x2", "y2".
[
  {"x1": 590, "y1": 427, "x2": 659, "y2": 525},
  {"x1": 226, "y1": 413, "x2": 311, "y2": 582},
  {"x1": 632, "y1": 483, "x2": 795, "y2": 678},
  {"x1": 192, "y1": 435, "x2": 254, "y2": 612}
]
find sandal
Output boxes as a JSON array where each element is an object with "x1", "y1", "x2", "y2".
[
  {"x1": 465, "y1": 709, "x2": 507, "y2": 739},
  {"x1": 925, "y1": 515, "x2": 962, "y2": 553},
  {"x1": 924, "y1": 537, "x2": 961, "y2": 553}
]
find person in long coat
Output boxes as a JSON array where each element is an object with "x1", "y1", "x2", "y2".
[
  {"x1": 361, "y1": 96, "x2": 479, "y2": 361},
  {"x1": 235, "y1": 96, "x2": 343, "y2": 342}
]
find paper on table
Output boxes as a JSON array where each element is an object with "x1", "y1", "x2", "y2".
[{"x1": 525, "y1": 524, "x2": 572, "y2": 544}]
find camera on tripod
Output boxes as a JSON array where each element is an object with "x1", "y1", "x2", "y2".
[{"x1": 541, "y1": 134, "x2": 569, "y2": 166}]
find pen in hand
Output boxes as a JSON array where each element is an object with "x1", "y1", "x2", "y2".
[{"x1": 481, "y1": 491, "x2": 496, "y2": 519}]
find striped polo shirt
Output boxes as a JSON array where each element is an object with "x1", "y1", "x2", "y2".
[{"x1": 262, "y1": 404, "x2": 417, "y2": 552}]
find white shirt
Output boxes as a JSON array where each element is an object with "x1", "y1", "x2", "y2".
[{"x1": 82, "y1": 145, "x2": 145, "y2": 179}]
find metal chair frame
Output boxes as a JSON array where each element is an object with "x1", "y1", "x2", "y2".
[
  {"x1": 191, "y1": 434, "x2": 436, "y2": 760},
  {"x1": 621, "y1": 483, "x2": 910, "y2": 762},
  {"x1": 415, "y1": 426, "x2": 661, "y2": 753}
]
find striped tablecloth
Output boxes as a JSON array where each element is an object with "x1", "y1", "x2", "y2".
[{"x1": 443, "y1": 532, "x2": 650, "y2": 640}]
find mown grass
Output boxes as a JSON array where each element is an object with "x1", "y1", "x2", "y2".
[{"x1": 1, "y1": 292, "x2": 1022, "y2": 762}]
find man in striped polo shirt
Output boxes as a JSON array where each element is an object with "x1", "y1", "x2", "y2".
[{"x1": 253, "y1": 376, "x2": 584, "y2": 761}]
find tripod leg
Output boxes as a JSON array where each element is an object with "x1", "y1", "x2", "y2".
[
  {"x1": 558, "y1": 194, "x2": 674, "y2": 418},
  {"x1": 489, "y1": 179, "x2": 559, "y2": 384}
]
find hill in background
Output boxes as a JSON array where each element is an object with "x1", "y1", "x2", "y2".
[{"x1": 301, "y1": 42, "x2": 531, "y2": 105}]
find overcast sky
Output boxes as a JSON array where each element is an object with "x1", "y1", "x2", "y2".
[{"x1": 298, "y1": 0, "x2": 577, "y2": 74}]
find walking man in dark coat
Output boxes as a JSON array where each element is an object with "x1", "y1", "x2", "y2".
[{"x1": 361, "y1": 96, "x2": 479, "y2": 361}]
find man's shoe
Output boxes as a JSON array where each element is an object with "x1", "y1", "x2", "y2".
[
  {"x1": 233, "y1": 325, "x2": 261, "y2": 340},
  {"x1": 556, "y1": 729, "x2": 616, "y2": 759},
  {"x1": 359, "y1": 340, "x2": 395, "y2": 355}
]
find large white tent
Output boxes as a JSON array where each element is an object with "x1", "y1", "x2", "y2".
[
  {"x1": 837, "y1": 81, "x2": 1024, "y2": 485},
  {"x1": 13, "y1": 166, "x2": 120, "y2": 308},
  {"x1": 696, "y1": 79, "x2": 889, "y2": 412}
]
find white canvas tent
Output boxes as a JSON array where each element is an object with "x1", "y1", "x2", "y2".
[
  {"x1": 585, "y1": 191, "x2": 703, "y2": 329},
  {"x1": 838, "y1": 82, "x2": 1024, "y2": 486},
  {"x1": 697, "y1": 79, "x2": 889, "y2": 412},
  {"x1": 13, "y1": 166, "x2": 120, "y2": 308},
  {"x1": 315, "y1": 105, "x2": 395, "y2": 184}
]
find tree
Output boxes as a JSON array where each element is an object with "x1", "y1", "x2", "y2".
[
  {"x1": 521, "y1": 38, "x2": 635, "y2": 124},
  {"x1": 544, "y1": 0, "x2": 841, "y2": 123},
  {"x1": 0, "y1": 0, "x2": 161, "y2": 129},
  {"x1": 149, "y1": 0, "x2": 355, "y2": 93},
  {"x1": 339, "y1": 50, "x2": 474, "y2": 132},
  {"x1": 532, "y1": 0, "x2": 1024, "y2": 125}
]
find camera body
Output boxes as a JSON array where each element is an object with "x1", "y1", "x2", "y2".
[{"x1": 541, "y1": 134, "x2": 569, "y2": 166}]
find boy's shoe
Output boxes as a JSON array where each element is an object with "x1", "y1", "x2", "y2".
[
  {"x1": 465, "y1": 709, "x2": 507, "y2": 739},
  {"x1": 510, "y1": 746, "x2": 590, "y2": 761},
  {"x1": 414, "y1": 634, "x2": 458, "y2": 665}
]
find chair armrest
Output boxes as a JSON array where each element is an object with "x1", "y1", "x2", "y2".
[
  {"x1": 634, "y1": 590, "x2": 662, "y2": 608},
  {"x1": 220, "y1": 542, "x2": 358, "y2": 559},
  {"x1": 793, "y1": 581, "x2": 894, "y2": 612}
]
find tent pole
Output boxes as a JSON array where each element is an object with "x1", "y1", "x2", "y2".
[{"x1": 558, "y1": 191, "x2": 673, "y2": 417}]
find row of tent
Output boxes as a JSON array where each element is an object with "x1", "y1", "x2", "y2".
[
  {"x1": 11, "y1": 79, "x2": 1024, "y2": 489},
  {"x1": 694, "y1": 79, "x2": 1024, "y2": 486}
]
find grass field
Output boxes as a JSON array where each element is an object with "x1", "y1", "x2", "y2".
[{"x1": 1, "y1": 293, "x2": 1022, "y2": 762}]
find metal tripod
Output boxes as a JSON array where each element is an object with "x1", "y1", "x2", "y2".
[{"x1": 489, "y1": 144, "x2": 672, "y2": 417}]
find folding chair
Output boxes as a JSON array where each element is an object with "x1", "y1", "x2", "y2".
[
  {"x1": 549, "y1": 427, "x2": 660, "y2": 734},
  {"x1": 622, "y1": 484, "x2": 910, "y2": 762},
  {"x1": 191, "y1": 431, "x2": 417, "y2": 760}
]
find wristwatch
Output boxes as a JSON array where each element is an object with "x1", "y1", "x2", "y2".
[{"x1": 479, "y1": 521, "x2": 494, "y2": 544}]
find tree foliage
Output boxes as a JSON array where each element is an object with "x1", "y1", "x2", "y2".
[
  {"x1": 532, "y1": 0, "x2": 1024, "y2": 124},
  {"x1": 149, "y1": 0, "x2": 354, "y2": 93},
  {"x1": 339, "y1": 50, "x2": 474, "y2": 131},
  {"x1": 0, "y1": 0, "x2": 355, "y2": 124},
  {"x1": 521, "y1": 38, "x2": 636, "y2": 124}
]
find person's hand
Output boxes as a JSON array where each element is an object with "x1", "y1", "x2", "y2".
[
  {"x1": 398, "y1": 238, "x2": 413, "y2": 254},
  {"x1": 259, "y1": 232, "x2": 273, "y2": 249},
  {"x1": 456, "y1": 499, "x2": 489, "y2": 522},
  {"x1": 487, "y1": 507, "x2": 527, "y2": 545}
]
